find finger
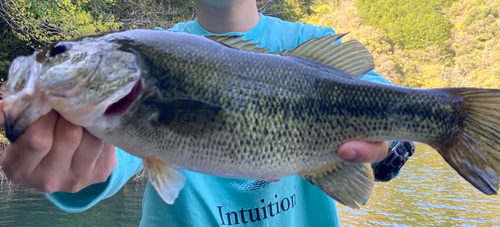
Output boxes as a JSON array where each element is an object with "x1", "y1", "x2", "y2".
[
  {"x1": 31, "y1": 116, "x2": 85, "y2": 193},
  {"x1": 338, "y1": 141, "x2": 391, "y2": 164},
  {"x1": 89, "y1": 142, "x2": 117, "y2": 185},
  {"x1": 38, "y1": 116, "x2": 83, "y2": 176},
  {"x1": 69, "y1": 130, "x2": 104, "y2": 184},
  {"x1": 1, "y1": 110, "x2": 59, "y2": 183}
]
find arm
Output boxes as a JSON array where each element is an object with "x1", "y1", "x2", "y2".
[
  {"x1": 0, "y1": 104, "x2": 142, "y2": 213},
  {"x1": 45, "y1": 148, "x2": 142, "y2": 212}
]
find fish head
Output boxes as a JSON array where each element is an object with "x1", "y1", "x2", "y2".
[
  {"x1": 2, "y1": 37, "x2": 144, "y2": 142},
  {"x1": 2, "y1": 54, "x2": 50, "y2": 142}
]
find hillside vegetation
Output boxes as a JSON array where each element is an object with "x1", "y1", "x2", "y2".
[{"x1": 305, "y1": 0, "x2": 500, "y2": 88}]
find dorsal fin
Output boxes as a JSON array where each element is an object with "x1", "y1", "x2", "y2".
[
  {"x1": 205, "y1": 35, "x2": 273, "y2": 54},
  {"x1": 281, "y1": 34, "x2": 375, "y2": 78}
]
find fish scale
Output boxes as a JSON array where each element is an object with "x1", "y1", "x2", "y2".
[
  {"x1": 2, "y1": 29, "x2": 500, "y2": 209},
  {"x1": 108, "y1": 35, "x2": 476, "y2": 193}
]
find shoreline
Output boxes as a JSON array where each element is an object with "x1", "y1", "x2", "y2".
[{"x1": 0, "y1": 138, "x2": 8, "y2": 182}]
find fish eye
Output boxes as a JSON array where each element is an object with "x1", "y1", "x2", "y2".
[{"x1": 50, "y1": 43, "x2": 70, "y2": 57}]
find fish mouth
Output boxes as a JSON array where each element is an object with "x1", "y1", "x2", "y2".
[
  {"x1": 3, "y1": 57, "x2": 30, "y2": 142},
  {"x1": 104, "y1": 79, "x2": 142, "y2": 116},
  {"x1": 5, "y1": 112, "x2": 20, "y2": 142},
  {"x1": 3, "y1": 55, "x2": 51, "y2": 143}
]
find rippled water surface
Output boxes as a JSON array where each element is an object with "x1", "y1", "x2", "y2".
[
  {"x1": 338, "y1": 145, "x2": 500, "y2": 227},
  {"x1": 1, "y1": 145, "x2": 499, "y2": 226}
]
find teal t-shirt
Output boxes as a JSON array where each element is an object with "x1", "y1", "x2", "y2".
[{"x1": 46, "y1": 13, "x2": 392, "y2": 226}]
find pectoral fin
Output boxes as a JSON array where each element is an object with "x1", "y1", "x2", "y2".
[
  {"x1": 301, "y1": 162, "x2": 374, "y2": 209},
  {"x1": 147, "y1": 98, "x2": 227, "y2": 137},
  {"x1": 143, "y1": 157, "x2": 186, "y2": 204},
  {"x1": 148, "y1": 98, "x2": 224, "y2": 125}
]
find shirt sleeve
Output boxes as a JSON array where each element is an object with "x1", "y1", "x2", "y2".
[{"x1": 45, "y1": 148, "x2": 143, "y2": 213}]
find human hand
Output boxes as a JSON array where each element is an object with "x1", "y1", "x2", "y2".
[
  {"x1": 0, "y1": 100, "x2": 117, "y2": 193},
  {"x1": 338, "y1": 141, "x2": 391, "y2": 165}
]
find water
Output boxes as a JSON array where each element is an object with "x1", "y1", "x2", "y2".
[
  {"x1": 338, "y1": 145, "x2": 500, "y2": 227},
  {"x1": 0, "y1": 181, "x2": 145, "y2": 227},
  {"x1": 1, "y1": 145, "x2": 499, "y2": 226}
]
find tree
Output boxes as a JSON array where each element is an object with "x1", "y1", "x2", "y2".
[
  {"x1": 355, "y1": 0, "x2": 456, "y2": 53},
  {"x1": 0, "y1": 0, "x2": 122, "y2": 47},
  {"x1": 0, "y1": 19, "x2": 33, "y2": 84}
]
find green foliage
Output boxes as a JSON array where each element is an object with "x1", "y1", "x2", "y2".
[
  {"x1": 355, "y1": 0, "x2": 456, "y2": 52},
  {"x1": 304, "y1": 1, "x2": 400, "y2": 82},
  {"x1": 462, "y1": 0, "x2": 495, "y2": 26},
  {"x1": 0, "y1": 20, "x2": 34, "y2": 83},
  {"x1": 305, "y1": 0, "x2": 499, "y2": 89},
  {"x1": 0, "y1": 0, "x2": 122, "y2": 46},
  {"x1": 279, "y1": 0, "x2": 316, "y2": 21},
  {"x1": 447, "y1": 0, "x2": 500, "y2": 88}
]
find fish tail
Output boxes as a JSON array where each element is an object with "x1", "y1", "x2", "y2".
[{"x1": 434, "y1": 88, "x2": 500, "y2": 195}]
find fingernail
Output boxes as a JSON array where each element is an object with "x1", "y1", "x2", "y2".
[{"x1": 342, "y1": 150, "x2": 357, "y2": 161}]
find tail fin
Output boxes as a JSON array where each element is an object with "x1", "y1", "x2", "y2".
[{"x1": 435, "y1": 88, "x2": 500, "y2": 195}]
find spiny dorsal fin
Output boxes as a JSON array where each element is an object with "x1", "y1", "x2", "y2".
[
  {"x1": 281, "y1": 34, "x2": 375, "y2": 78},
  {"x1": 205, "y1": 35, "x2": 273, "y2": 54}
]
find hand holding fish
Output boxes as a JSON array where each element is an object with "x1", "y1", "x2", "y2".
[{"x1": 0, "y1": 101, "x2": 117, "y2": 193}]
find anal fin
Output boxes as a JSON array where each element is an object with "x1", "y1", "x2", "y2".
[
  {"x1": 301, "y1": 162, "x2": 374, "y2": 209},
  {"x1": 143, "y1": 157, "x2": 186, "y2": 204}
]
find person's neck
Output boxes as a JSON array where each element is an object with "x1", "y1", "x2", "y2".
[{"x1": 195, "y1": 1, "x2": 260, "y2": 34}]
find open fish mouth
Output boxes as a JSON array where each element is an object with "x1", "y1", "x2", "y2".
[
  {"x1": 104, "y1": 79, "x2": 142, "y2": 116},
  {"x1": 5, "y1": 112, "x2": 19, "y2": 142}
]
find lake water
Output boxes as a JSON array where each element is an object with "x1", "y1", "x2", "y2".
[{"x1": 1, "y1": 145, "x2": 499, "y2": 226}]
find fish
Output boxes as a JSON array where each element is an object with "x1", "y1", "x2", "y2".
[{"x1": 2, "y1": 29, "x2": 500, "y2": 209}]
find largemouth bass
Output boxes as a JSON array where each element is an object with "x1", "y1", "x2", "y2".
[{"x1": 3, "y1": 29, "x2": 500, "y2": 209}]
